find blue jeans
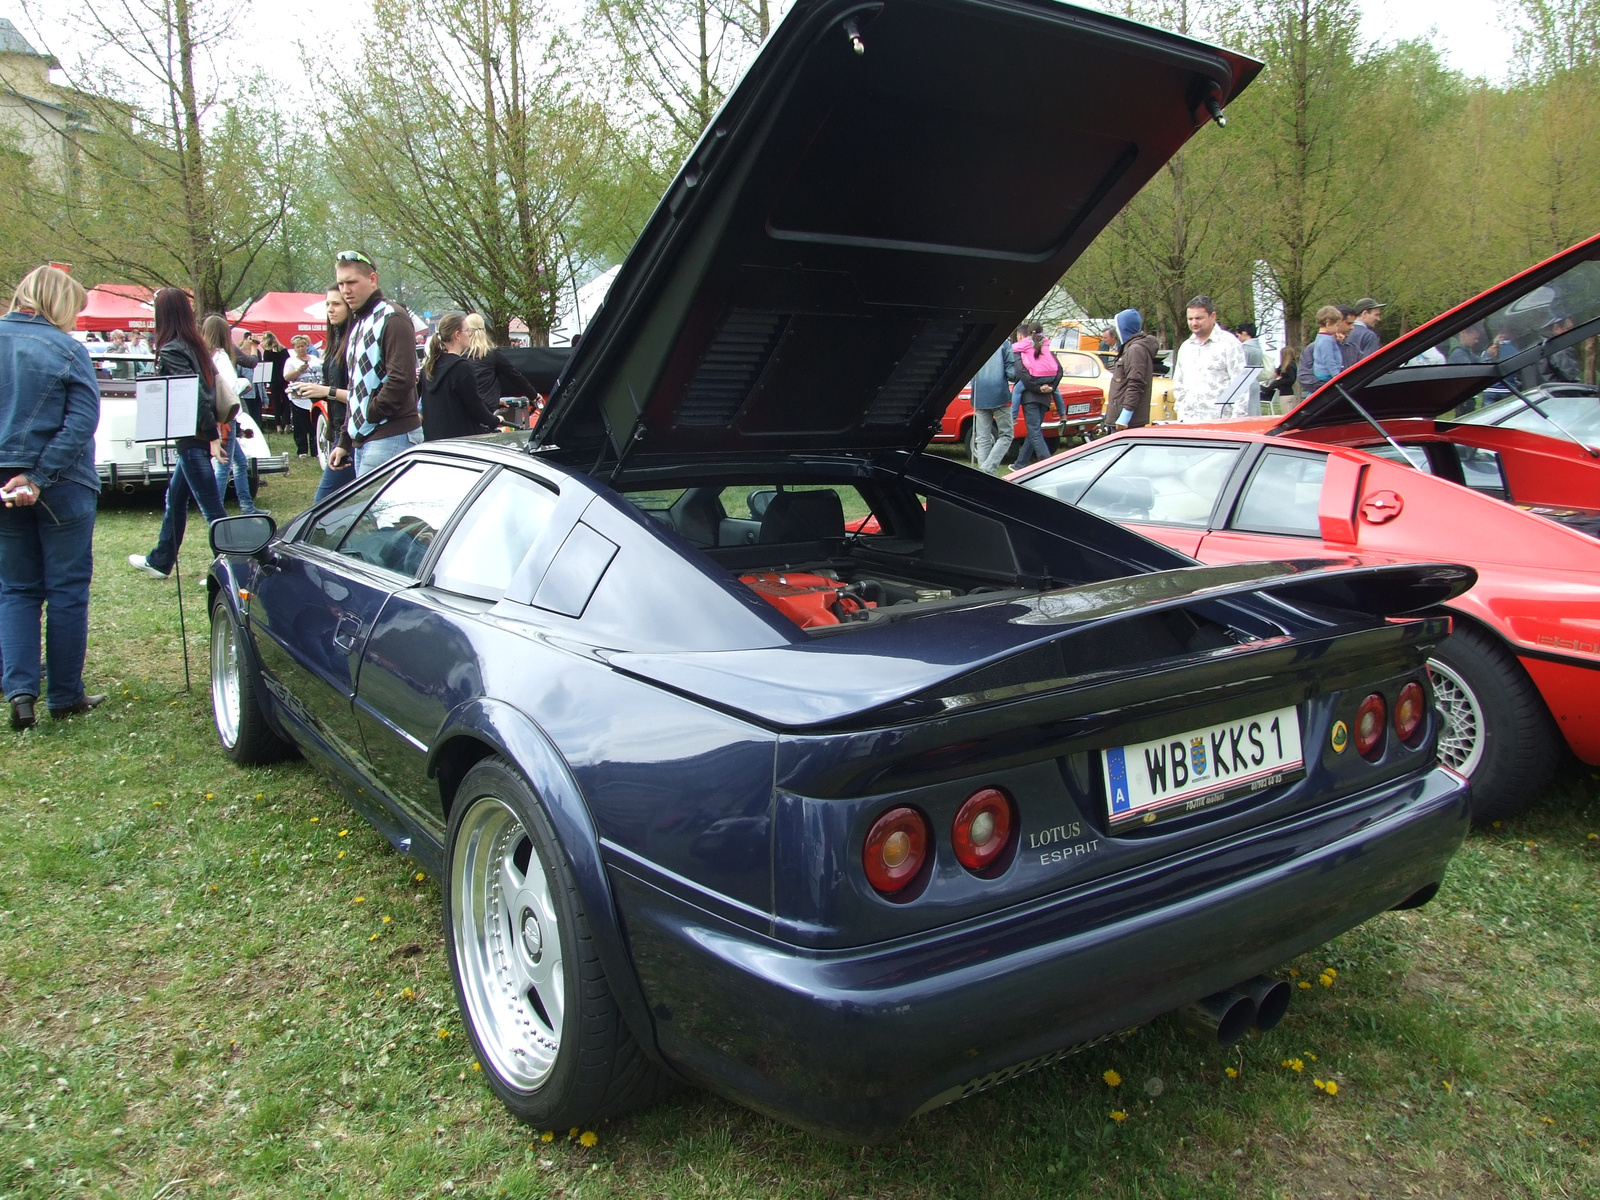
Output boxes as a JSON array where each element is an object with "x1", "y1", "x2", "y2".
[
  {"x1": 214, "y1": 434, "x2": 260, "y2": 513},
  {"x1": 145, "y1": 444, "x2": 227, "y2": 575},
  {"x1": 0, "y1": 481, "x2": 97, "y2": 707},
  {"x1": 1011, "y1": 399, "x2": 1052, "y2": 468},
  {"x1": 353, "y1": 427, "x2": 423, "y2": 477},
  {"x1": 314, "y1": 463, "x2": 357, "y2": 505}
]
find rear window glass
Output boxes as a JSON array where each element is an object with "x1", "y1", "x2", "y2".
[{"x1": 432, "y1": 471, "x2": 559, "y2": 599}]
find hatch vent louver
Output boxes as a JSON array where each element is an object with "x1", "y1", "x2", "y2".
[
  {"x1": 865, "y1": 321, "x2": 976, "y2": 425},
  {"x1": 677, "y1": 310, "x2": 787, "y2": 427}
]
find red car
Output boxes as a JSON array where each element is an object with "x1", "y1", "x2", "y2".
[
  {"x1": 1010, "y1": 232, "x2": 1600, "y2": 821},
  {"x1": 933, "y1": 380, "x2": 1104, "y2": 458}
]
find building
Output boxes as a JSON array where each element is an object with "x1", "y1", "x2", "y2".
[{"x1": 0, "y1": 18, "x2": 118, "y2": 180}]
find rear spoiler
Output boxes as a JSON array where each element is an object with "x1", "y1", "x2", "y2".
[{"x1": 607, "y1": 559, "x2": 1474, "y2": 728}]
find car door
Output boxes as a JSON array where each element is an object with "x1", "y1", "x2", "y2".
[
  {"x1": 353, "y1": 467, "x2": 565, "y2": 829},
  {"x1": 1196, "y1": 447, "x2": 1333, "y2": 563},
  {"x1": 1070, "y1": 439, "x2": 1248, "y2": 556},
  {"x1": 248, "y1": 458, "x2": 486, "y2": 767}
]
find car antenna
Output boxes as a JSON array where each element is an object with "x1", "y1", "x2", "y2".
[
  {"x1": 1332, "y1": 383, "x2": 1423, "y2": 467},
  {"x1": 1496, "y1": 377, "x2": 1600, "y2": 459}
]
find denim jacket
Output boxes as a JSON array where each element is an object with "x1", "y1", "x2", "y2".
[{"x1": 0, "y1": 312, "x2": 101, "y2": 492}]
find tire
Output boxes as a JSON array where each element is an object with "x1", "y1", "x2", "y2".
[
  {"x1": 960, "y1": 418, "x2": 975, "y2": 462},
  {"x1": 1427, "y1": 623, "x2": 1559, "y2": 823},
  {"x1": 209, "y1": 600, "x2": 293, "y2": 764},
  {"x1": 445, "y1": 757, "x2": 669, "y2": 1128}
]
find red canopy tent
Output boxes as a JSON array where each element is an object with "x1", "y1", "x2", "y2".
[
  {"x1": 232, "y1": 292, "x2": 331, "y2": 346},
  {"x1": 76, "y1": 285, "x2": 155, "y2": 332}
]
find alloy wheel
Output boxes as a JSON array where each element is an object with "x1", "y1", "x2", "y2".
[
  {"x1": 210, "y1": 615, "x2": 241, "y2": 749},
  {"x1": 1427, "y1": 657, "x2": 1485, "y2": 779},
  {"x1": 451, "y1": 795, "x2": 565, "y2": 1090}
]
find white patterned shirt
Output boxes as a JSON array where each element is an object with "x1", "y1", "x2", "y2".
[{"x1": 1171, "y1": 329, "x2": 1247, "y2": 422}]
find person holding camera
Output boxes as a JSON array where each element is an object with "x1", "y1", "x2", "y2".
[{"x1": 0, "y1": 266, "x2": 104, "y2": 728}]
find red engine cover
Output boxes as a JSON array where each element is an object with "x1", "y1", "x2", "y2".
[{"x1": 739, "y1": 572, "x2": 873, "y2": 629}]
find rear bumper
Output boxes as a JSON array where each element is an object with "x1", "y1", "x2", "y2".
[
  {"x1": 98, "y1": 452, "x2": 292, "y2": 490},
  {"x1": 612, "y1": 765, "x2": 1468, "y2": 1140}
]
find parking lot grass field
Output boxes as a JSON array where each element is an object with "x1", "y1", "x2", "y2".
[{"x1": 2, "y1": 437, "x2": 1598, "y2": 1199}]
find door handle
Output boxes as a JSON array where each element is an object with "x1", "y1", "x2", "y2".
[{"x1": 332, "y1": 613, "x2": 362, "y2": 652}]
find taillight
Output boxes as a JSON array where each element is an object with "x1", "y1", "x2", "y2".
[
  {"x1": 1354, "y1": 693, "x2": 1387, "y2": 760},
  {"x1": 862, "y1": 807, "x2": 929, "y2": 895},
  {"x1": 951, "y1": 788, "x2": 1013, "y2": 873},
  {"x1": 1394, "y1": 681, "x2": 1426, "y2": 745}
]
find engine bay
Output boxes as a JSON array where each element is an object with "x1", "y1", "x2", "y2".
[{"x1": 737, "y1": 568, "x2": 990, "y2": 629}]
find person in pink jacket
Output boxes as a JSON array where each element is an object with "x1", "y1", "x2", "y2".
[{"x1": 1009, "y1": 322, "x2": 1061, "y2": 468}]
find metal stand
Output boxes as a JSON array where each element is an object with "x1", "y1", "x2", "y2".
[{"x1": 173, "y1": 559, "x2": 191, "y2": 693}]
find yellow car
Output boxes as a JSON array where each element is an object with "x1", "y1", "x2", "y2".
[{"x1": 1055, "y1": 347, "x2": 1177, "y2": 421}]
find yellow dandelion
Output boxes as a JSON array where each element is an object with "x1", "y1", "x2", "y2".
[
  {"x1": 1306, "y1": 1053, "x2": 1318, "y2": 1061},
  {"x1": 1442, "y1": 1080, "x2": 1453, "y2": 1092},
  {"x1": 204, "y1": 792, "x2": 214, "y2": 799},
  {"x1": 354, "y1": 896, "x2": 365, "y2": 903},
  {"x1": 1323, "y1": 968, "x2": 1336, "y2": 979},
  {"x1": 438, "y1": 1028, "x2": 450, "y2": 1039},
  {"x1": 255, "y1": 793, "x2": 264, "y2": 799},
  {"x1": 1102, "y1": 1069, "x2": 1122, "y2": 1087},
  {"x1": 569, "y1": 1127, "x2": 579, "y2": 1137},
  {"x1": 153, "y1": 800, "x2": 163, "y2": 807},
  {"x1": 579, "y1": 1131, "x2": 598, "y2": 1148},
  {"x1": 1323, "y1": 1080, "x2": 1338, "y2": 1095},
  {"x1": 339, "y1": 829, "x2": 349, "y2": 837},
  {"x1": 415, "y1": 872, "x2": 427, "y2": 881},
  {"x1": 1109, "y1": 1110, "x2": 1127, "y2": 1123},
  {"x1": 368, "y1": 933, "x2": 380, "y2": 942},
  {"x1": 541, "y1": 1131, "x2": 554, "y2": 1143},
  {"x1": 310, "y1": 817, "x2": 319, "y2": 823},
  {"x1": 338, "y1": 850, "x2": 346, "y2": 859},
  {"x1": 381, "y1": 915, "x2": 392, "y2": 924},
  {"x1": 471, "y1": 1062, "x2": 481, "y2": 1072},
  {"x1": 1298, "y1": 981, "x2": 1312, "y2": 990},
  {"x1": 1225, "y1": 1066, "x2": 1238, "y2": 1078},
  {"x1": 1541, "y1": 1116, "x2": 1554, "y2": 1125},
  {"x1": 1281, "y1": 1058, "x2": 1304, "y2": 1073},
  {"x1": 1588, "y1": 833, "x2": 1597, "y2": 841},
  {"x1": 400, "y1": 987, "x2": 415, "y2": 1001}
]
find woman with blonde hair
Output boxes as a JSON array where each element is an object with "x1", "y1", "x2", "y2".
[
  {"x1": 0, "y1": 265, "x2": 103, "y2": 728},
  {"x1": 461, "y1": 312, "x2": 538, "y2": 419},
  {"x1": 420, "y1": 312, "x2": 499, "y2": 441}
]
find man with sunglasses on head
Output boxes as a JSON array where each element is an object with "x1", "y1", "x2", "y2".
[{"x1": 327, "y1": 251, "x2": 421, "y2": 476}]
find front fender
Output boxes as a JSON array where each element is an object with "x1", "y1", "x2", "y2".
[{"x1": 428, "y1": 698, "x2": 667, "y2": 1071}]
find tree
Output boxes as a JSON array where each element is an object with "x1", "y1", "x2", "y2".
[
  {"x1": 329, "y1": 0, "x2": 630, "y2": 344},
  {"x1": 20, "y1": 0, "x2": 288, "y2": 314}
]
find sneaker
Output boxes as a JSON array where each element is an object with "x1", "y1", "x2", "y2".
[{"x1": 127, "y1": 554, "x2": 170, "y2": 579}]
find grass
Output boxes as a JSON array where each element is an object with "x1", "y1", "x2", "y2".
[{"x1": 2, "y1": 436, "x2": 1599, "y2": 1199}]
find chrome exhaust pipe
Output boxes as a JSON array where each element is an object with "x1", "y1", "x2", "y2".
[
  {"x1": 121, "y1": 483, "x2": 137, "y2": 494},
  {"x1": 1240, "y1": 975, "x2": 1291, "y2": 1032},
  {"x1": 1178, "y1": 989, "x2": 1256, "y2": 1046}
]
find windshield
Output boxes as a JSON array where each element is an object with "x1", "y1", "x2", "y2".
[
  {"x1": 1398, "y1": 256, "x2": 1600, "y2": 384},
  {"x1": 1456, "y1": 389, "x2": 1600, "y2": 447}
]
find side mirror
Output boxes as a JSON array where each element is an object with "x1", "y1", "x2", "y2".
[
  {"x1": 747, "y1": 488, "x2": 777, "y2": 519},
  {"x1": 211, "y1": 514, "x2": 277, "y2": 557}
]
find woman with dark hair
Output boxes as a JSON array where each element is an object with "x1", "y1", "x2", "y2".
[
  {"x1": 1009, "y1": 321, "x2": 1062, "y2": 469},
  {"x1": 294, "y1": 287, "x2": 357, "y2": 503},
  {"x1": 258, "y1": 331, "x2": 290, "y2": 431},
  {"x1": 420, "y1": 312, "x2": 499, "y2": 441},
  {"x1": 128, "y1": 289, "x2": 228, "y2": 579}
]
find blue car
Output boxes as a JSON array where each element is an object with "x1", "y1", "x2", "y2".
[{"x1": 206, "y1": 0, "x2": 1473, "y2": 1141}]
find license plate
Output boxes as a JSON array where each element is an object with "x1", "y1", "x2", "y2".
[
  {"x1": 1101, "y1": 706, "x2": 1303, "y2": 827},
  {"x1": 1066, "y1": 402, "x2": 1092, "y2": 415}
]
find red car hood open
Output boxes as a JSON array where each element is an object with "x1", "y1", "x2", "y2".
[{"x1": 1273, "y1": 231, "x2": 1600, "y2": 434}]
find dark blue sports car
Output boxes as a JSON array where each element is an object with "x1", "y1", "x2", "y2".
[{"x1": 206, "y1": 0, "x2": 1474, "y2": 1141}]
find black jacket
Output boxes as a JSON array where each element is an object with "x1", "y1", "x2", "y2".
[
  {"x1": 467, "y1": 349, "x2": 539, "y2": 411},
  {"x1": 158, "y1": 340, "x2": 219, "y2": 449},
  {"x1": 421, "y1": 354, "x2": 499, "y2": 441}
]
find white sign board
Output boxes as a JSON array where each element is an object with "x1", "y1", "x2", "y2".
[{"x1": 134, "y1": 375, "x2": 199, "y2": 442}]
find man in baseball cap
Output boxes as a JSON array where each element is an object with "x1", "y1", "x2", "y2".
[{"x1": 1346, "y1": 297, "x2": 1385, "y2": 359}]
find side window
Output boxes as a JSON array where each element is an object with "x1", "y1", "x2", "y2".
[
  {"x1": 1453, "y1": 444, "x2": 1509, "y2": 500},
  {"x1": 303, "y1": 471, "x2": 393, "y2": 551},
  {"x1": 1077, "y1": 443, "x2": 1241, "y2": 527},
  {"x1": 1016, "y1": 444, "x2": 1124, "y2": 504},
  {"x1": 1362, "y1": 443, "x2": 1432, "y2": 472},
  {"x1": 335, "y1": 461, "x2": 484, "y2": 576},
  {"x1": 431, "y1": 471, "x2": 560, "y2": 600},
  {"x1": 1056, "y1": 352, "x2": 1100, "y2": 378},
  {"x1": 1230, "y1": 451, "x2": 1327, "y2": 536}
]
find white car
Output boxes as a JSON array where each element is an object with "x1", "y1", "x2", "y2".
[{"x1": 90, "y1": 351, "x2": 290, "y2": 494}]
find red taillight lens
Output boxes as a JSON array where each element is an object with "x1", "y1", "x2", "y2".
[
  {"x1": 1354, "y1": 693, "x2": 1387, "y2": 760},
  {"x1": 951, "y1": 788, "x2": 1013, "y2": 872},
  {"x1": 1394, "y1": 680, "x2": 1426, "y2": 745},
  {"x1": 862, "y1": 807, "x2": 929, "y2": 895}
]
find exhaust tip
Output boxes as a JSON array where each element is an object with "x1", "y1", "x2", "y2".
[
  {"x1": 1241, "y1": 976, "x2": 1292, "y2": 1032},
  {"x1": 1178, "y1": 989, "x2": 1256, "y2": 1046}
]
